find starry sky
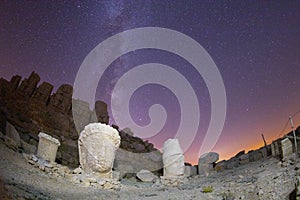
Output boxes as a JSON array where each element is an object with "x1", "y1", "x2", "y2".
[{"x1": 1, "y1": 1, "x2": 300, "y2": 164}]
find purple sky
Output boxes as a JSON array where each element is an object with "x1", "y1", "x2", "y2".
[{"x1": 1, "y1": 1, "x2": 300, "y2": 164}]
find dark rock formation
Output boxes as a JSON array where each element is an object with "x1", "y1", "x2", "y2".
[
  {"x1": 18, "y1": 71, "x2": 40, "y2": 97},
  {"x1": 49, "y1": 84, "x2": 73, "y2": 114},
  {"x1": 94, "y1": 101, "x2": 109, "y2": 125},
  {"x1": 32, "y1": 82, "x2": 53, "y2": 105}
]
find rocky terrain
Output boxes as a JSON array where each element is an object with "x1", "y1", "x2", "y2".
[
  {"x1": 0, "y1": 72, "x2": 300, "y2": 199},
  {"x1": 0, "y1": 72, "x2": 162, "y2": 175},
  {"x1": 0, "y1": 131, "x2": 298, "y2": 200}
]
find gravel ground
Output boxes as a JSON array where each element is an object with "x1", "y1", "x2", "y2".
[{"x1": 0, "y1": 139, "x2": 298, "y2": 200}]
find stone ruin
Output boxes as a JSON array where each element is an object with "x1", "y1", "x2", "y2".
[
  {"x1": 78, "y1": 123, "x2": 120, "y2": 178},
  {"x1": 162, "y1": 138, "x2": 185, "y2": 177},
  {"x1": 0, "y1": 72, "x2": 160, "y2": 171},
  {"x1": 198, "y1": 152, "x2": 219, "y2": 176},
  {"x1": 161, "y1": 139, "x2": 186, "y2": 185},
  {"x1": 37, "y1": 132, "x2": 60, "y2": 163},
  {"x1": 1, "y1": 71, "x2": 300, "y2": 187}
]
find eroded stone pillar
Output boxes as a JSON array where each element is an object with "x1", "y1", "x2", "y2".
[
  {"x1": 37, "y1": 132, "x2": 61, "y2": 163},
  {"x1": 162, "y1": 139, "x2": 185, "y2": 177},
  {"x1": 78, "y1": 123, "x2": 120, "y2": 178}
]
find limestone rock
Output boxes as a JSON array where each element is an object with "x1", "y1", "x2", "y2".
[
  {"x1": 281, "y1": 138, "x2": 293, "y2": 160},
  {"x1": 162, "y1": 139, "x2": 185, "y2": 177},
  {"x1": 198, "y1": 152, "x2": 219, "y2": 164},
  {"x1": 215, "y1": 160, "x2": 227, "y2": 171},
  {"x1": 37, "y1": 132, "x2": 61, "y2": 163},
  {"x1": 136, "y1": 169, "x2": 157, "y2": 182},
  {"x1": 5, "y1": 122, "x2": 21, "y2": 147},
  {"x1": 78, "y1": 123, "x2": 120, "y2": 178},
  {"x1": 239, "y1": 154, "x2": 249, "y2": 165},
  {"x1": 132, "y1": 142, "x2": 146, "y2": 152},
  {"x1": 72, "y1": 99, "x2": 95, "y2": 133},
  {"x1": 94, "y1": 101, "x2": 109, "y2": 124},
  {"x1": 4, "y1": 135, "x2": 18, "y2": 151},
  {"x1": 121, "y1": 128, "x2": 134, "y2": 136},
  {"x1": 112, "y1": 171, "x2": 121, "y2": 181},
  {"x1": 73, "y1": 167, "x2": 83, "y2": 174},
  {"x1": 113, "y1": 148, "x2": 163, "y2": 178},
  {"x1": 271, "y1": 140, "x2": 281, "y2": 157},
  {"x1": 198, "y1": 152, "x2": 219, "y2": 175},
  {"x1": 21, "y1": 139, "x2": 37, "y2": 154},
  {"x1": 184, "y1": 165, "x2": 197, "y2": 177}
]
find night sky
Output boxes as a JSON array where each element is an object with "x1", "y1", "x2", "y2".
[{"x1": 1, "y1": 1, "x2": 300, "y2": 164}]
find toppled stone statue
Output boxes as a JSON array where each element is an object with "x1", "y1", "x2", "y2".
[
  {"x1": 37, "y1": 132, "x2": 61, "y2": 163},
  {"x1": 162, "y1": 139, "x2": 185, "y2": 177},
  {"x1": 78, "y1": 123, "x2": 120, "y2": 178}
]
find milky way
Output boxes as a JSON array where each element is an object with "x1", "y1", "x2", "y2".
[{"x1": 1, "y1": 1, "x2": 300, "y2": 164}]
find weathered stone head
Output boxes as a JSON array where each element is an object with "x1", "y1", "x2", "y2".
[
  {"x1": 78, "y1": 123, "x2": 120, "y2": 177},
  {"x1": 162, "y1": 138, "x2": 185, "y2": 177}
]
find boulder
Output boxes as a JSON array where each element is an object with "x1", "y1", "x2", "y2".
[
  {"x1": 132, "y1": 142, "x2": 146, "y2": 152},
  {"x1": 113, "y1": 149, "x2": 163, "y2": 176},
  {"x1": 78, "y1": 123, "x2": 120, "y2": 178},
  {"x1": 136, "y1": 169, "x2": 157, "y2": 182},
  {"x1": 162, "y1": 139, "x2": 185, "y2": 177},
  {"x1": 215, "y1": 160, "x2": 227, "y2": 171},
  {"x1": 198, "y1": 152, "x2": 219, "y2": 164},
  {"x1": 198, "y1": 152, "x2": 219, "y2": 175},
  {"x1": 184, "y1": 165, "x2": 197, "y2": 177},
  {"x1": 121, "y1": 128, "x2": 134, "y2": 136},
  {"x1": 239, "y1": 154, "x2": 249, "y2": 165},
  {"x1": 21, "y1": 139, "x2": 37, "y2": 154},
  {"x1": 5, "y1": 122, "x2": 21, "y2": 147},
  {"x1": 4, "y1": 135, "x2": 18, "y2": 151},
  {"x1": 72, "y1": 99, "x2": 96, "y2": 133}
]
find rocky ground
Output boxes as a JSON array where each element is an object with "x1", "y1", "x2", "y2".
[{"x1": 0, "y1": 137, "x2": 299, "y2": 200}]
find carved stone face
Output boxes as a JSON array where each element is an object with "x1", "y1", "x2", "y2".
[{"x1": 78, "y1": 123, "x2": 120, "y2": 175}]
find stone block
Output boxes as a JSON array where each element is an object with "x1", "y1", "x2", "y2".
[
  {"x1": 184, "y1": 165, "x2": 197, "y2": 177},
  {"x1": 198, "y1": 163, "x2": 214, "y2": 175},
  {"x1": 136, "y1": 169, "x2": 157, "y2": 182},
  {"x1": 198, "y1": 152, "x2": 219, "y2": 164},
  {"x1": 37, "y1": 132, "x2": 61, "y2": 163},
  {"x1": 281, "y1": 138, "x2": 293, "y2": 160},
  {"x1": 261, "y1": 147, "x2": 268, "y2": 158}
]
